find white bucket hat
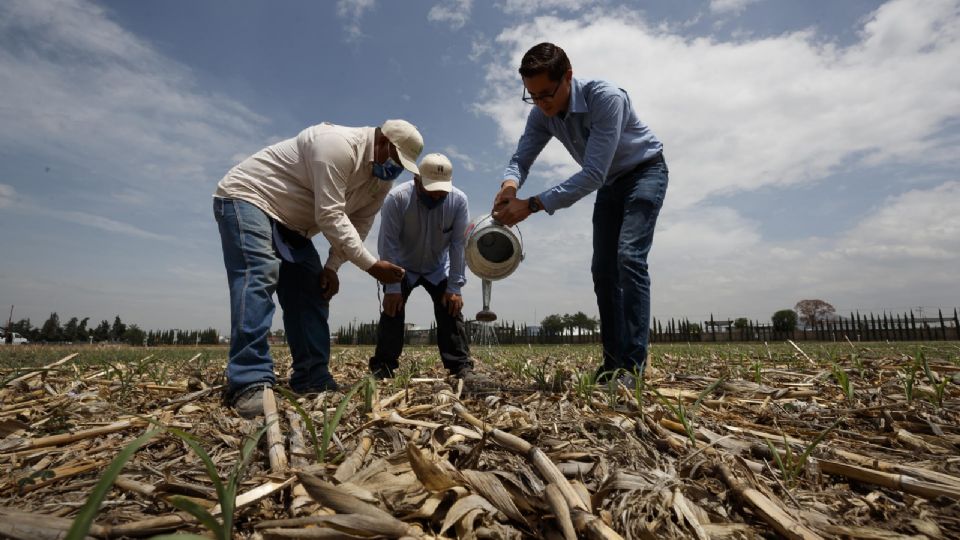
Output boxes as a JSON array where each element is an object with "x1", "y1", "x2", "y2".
[
  {"x1": 418, "y1": 153, "x2": 453, "y2": 193},
  {"x1": 380, "y1": 119, "x2": 423, "y2": 174}
]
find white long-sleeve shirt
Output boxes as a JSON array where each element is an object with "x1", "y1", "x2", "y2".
[{"x1": 215, "y1": 123, "x2": 390, "y2": 271}]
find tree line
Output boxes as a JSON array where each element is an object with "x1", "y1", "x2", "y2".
[
  {"x1": 538, "y1": 311, "x2": 599, "y2": 337},
  {"x1": 5, "y1": 313, "x2": 220, "y2": 346}
]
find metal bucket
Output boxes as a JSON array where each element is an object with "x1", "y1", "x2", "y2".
[
  {"x1": 464, "y1": 214, "x2": 523, "y2": 322},
  {"x1": 464, "y1": 214, "x2": 523, "y2": 281}
]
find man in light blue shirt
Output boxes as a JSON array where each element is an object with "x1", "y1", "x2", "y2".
[
  {"x1": 370, "y1": 153, "x2": 476, "y2": 381},
  {"x1": 493, "y1": 42, "x2": 669, "y2": 384}
]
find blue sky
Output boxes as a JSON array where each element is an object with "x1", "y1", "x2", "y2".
[{"x1": 1, "y1": 0, "x2": 958, "y2": 335}]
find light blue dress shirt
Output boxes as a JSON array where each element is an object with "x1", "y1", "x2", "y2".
[
  {"x1": 377, "y1": 180, "x2": 469, "y2": 295},
  {"x1": 503, "y1": 77, "x2": 663, "y2": 213}
]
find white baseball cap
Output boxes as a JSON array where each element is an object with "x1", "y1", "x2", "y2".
[
  {"x1": 381, "y1": 119, "x2": 423, "y2": 174},
  {"x1": 418, "y1": 153, "x2": 453, "y2": 192}
]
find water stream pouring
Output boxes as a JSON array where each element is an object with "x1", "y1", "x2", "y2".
[{"x1": 464, "y1": 214, "x2": 524, "y2": 322}]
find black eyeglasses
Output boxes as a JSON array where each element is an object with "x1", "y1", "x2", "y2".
[{"x1": 521, "y1": 80, "x2": 562, "y2": 104}]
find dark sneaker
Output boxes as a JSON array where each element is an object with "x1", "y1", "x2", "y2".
[
  {"x1": 291, "y1": 377, "x2": 340, "y2": 396},
  {"x1": 369, "y1": 363, "x2": 395, "y2": 380},
  {"x1": 617, "y1": 372, "x2": 639, "y2": 390},
  {"x1": 230, "y1": 382, "x2": 271, "y2": 420},
  {"x1": 453, "y1": 367, "x2": 496, "y2": 393}
]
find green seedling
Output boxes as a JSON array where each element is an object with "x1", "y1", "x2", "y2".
[
  {"x1": 934, "y1": 378, "x2": 948, "y2": 409},
  {"x1": 766, "y1": 419, "x2": 840, "y2": 487},
  {"x1": 753, "y1": 360, "x2": 762, "y2": 386},
  {"x1": 65, "y1": 428, "x2": 163, "y2": 540},
  {"x1": 831, "y1": 363, "x2": 853, "y2": 401},
  {"x1": 605, "y1": 373, "x2": 620, "y2": 408},
  {"x1": 574, "y1": 369, "x2": 598, "y2": 405},
  {"x1": 918, "y1": 349, "x2": 938, "y2": 386},
  {"x1": 319, "y1": 380, "x2": 363, "y2": 462},
  {"x1": 276, "y1": 387, "x2": 322, "y2": 463},
  {"x1": 654, "y1": 377, "x2": 724, "y2": 446},
  {"x1": 361, "y1": 375, "x2": 376, "y2": 414},
  {"x1": 530, "y1": 358, "x2": 551, "y2": 392},
  {"x1": 160, "y1": 423, "x2": 270, "y2": 540},
  {"x1": 901, "y1": 367, "x2": 916, "y2": 403}
]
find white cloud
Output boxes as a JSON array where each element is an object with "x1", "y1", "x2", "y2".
[
  {"x1": 442, "y1": 146, "x2": 478, "y2": 172},
  {"x1": 465, "y1": 0, "x2": 960, "y2": 324},
  {"x1": 497, "y1": 0, "x2": 598, "y2": 16},
  {"x1": 428, "y1": 0, "x2": 473, "y2": 30},
  {"x1": 0, "y1": 184, "x2": 15, "y2": 208},
  {"x1": 336, "y1": 0, "x2": 377, "y2": 42},
  {"x1": 478, "y1": 0, "x2": 960, "y2": 210},
  {"x1": 39, "y1": 207, "x2": 178, "y2": 243},
  {"x1": 0, "y1": 0, "x2": 268, "y2": 199},
  {"x1": 837, "y1": 181, "x2": 960, "y2": 260},
  {"x1": 709, "y1": 0, "x2": 762, "y2": 15},
  {"x1": 469, "y1": 34, "x2": 493, "y2": 62}
]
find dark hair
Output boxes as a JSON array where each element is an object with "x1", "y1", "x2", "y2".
[{"x1": 518, "y1": 42, "x2": 570, "y2": 81}]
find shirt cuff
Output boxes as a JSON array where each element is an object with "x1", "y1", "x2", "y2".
[
  {"x1": 385, "y1": 282, "x2": 402, "y2": 294},
  {"x1": 536, "y1": 190, "x2": 558, "y2": 215},
  {"x1": 352, "y1": 249, "x2": 378, "y2": 272},
  {"x1": 445, "y1": 284, "x2": 462, "y2": 295},
  {"x1": 324, "y1": 251, "x2": 344, "y2": 272}
]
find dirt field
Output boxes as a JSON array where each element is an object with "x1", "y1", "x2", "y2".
[{"x1": 1, "y1": 341, "x2": 959, "y2": 539}]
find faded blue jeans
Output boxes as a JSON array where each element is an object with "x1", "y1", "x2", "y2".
[
  {"x1": 213, "y1": 197, "x2": 333, "y2": 400},
  {"x1": 592, "y1": 154, "x2": 668, "y2": 375}
]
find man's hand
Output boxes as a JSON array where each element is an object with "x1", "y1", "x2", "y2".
[
  {"x1": 320, "y1": 268, "x2": 340, "y2": 300},
  {"x1": 442, "y1": 292, "x2": 463, "y2": 316},
  {"x1": 367, "y1": 260, "x2": 405, "y2": 284},
  {"x1": 493, "y1": 180, "x2": 519, "y2": 211},
  {"x1": 382, "y1": 293, "x2": 404, "y2": 317},
  {"x1": 491, "y1": 197, "x2": 532, "y2": 227}
]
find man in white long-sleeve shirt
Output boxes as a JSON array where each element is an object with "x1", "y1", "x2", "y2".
[
  {"x1": 213, "y1": 120, "x2": 423, "y2": 418},
  {"x1": 370, "y1": 153, "x2": 478, "y2": 382}
]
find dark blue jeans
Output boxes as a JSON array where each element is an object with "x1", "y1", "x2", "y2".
[
  {"x1": 592, "y1": 155, "x2": 668, "y2": 374},
  {"x1": 213, "y1": 197, "x2": 333, "y2": 399}
]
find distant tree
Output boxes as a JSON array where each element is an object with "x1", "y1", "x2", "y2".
[
  {"x1": 93, "y1": 320, "x2": 111, "y2": 342},
  {"x1": 110, "y1": 316, "x2": 126, "y2": 342},
  {"x1": 568, "y1": 311, "x2": 598, "y2": 335},
  {"x1": 561, "y1": 313, "x2": 574, "y2": 336},
  {"x1": 62, "y1": 317, "x2": 80, "y2": 342},
  {"x1": 734, "y1": 317, "x2": 749, "y2": 329},
  {"x1": 771, "y1": 309, "x2": 798, "y2": 332},
  {"x1": 77, "y1": 317, "x2": 90, "y2": 342},
  {"x1": 122, "y1": 324, "x2": 146, "y2": 346},
  {"x1": 11, "y1": 318, "x2": 37, "y2": 341},
  {"x1": 541, "y1": 314, "x2": 565, "y2": 336},
  {"x1": 687, "y1": 322, "x2": 702, "y2": 335},
  {"x1": 794, "y1": 299, "x2": 835, "y2": 328},
  {"x1": 40, "y1": 312, "x2": 62, "y2": 342}
]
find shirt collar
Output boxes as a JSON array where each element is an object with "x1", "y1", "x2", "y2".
[{"x1": 568, "y1": 77, "x2": 588, "y2": 114}]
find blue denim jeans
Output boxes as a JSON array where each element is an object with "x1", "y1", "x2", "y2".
[
  {"x1": 592, "y1": 154, "x2": 668, "y2": 374},
  {"x1": 213, "y1": 197, "x2": 333, "y2": 399}
]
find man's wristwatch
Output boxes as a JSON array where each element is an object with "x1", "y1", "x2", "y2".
[{"x1": 528, "y1": 197, "x2": 542, "y2": 213}]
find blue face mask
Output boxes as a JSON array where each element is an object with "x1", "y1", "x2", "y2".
[
  {"x1": 372, "y1": 157, "x2": 405, "y2": 181},
  {"x1": 418, "y1": 189, "x2": 446, "y2": 210}
]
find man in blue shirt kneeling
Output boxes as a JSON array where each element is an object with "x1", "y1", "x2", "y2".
[
  {"x1": 371, "y1": 153, "x2": 486, "y2": 387},
  {"x1": 493, "y1": 42, "x2": 669, "y2": 386}
]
